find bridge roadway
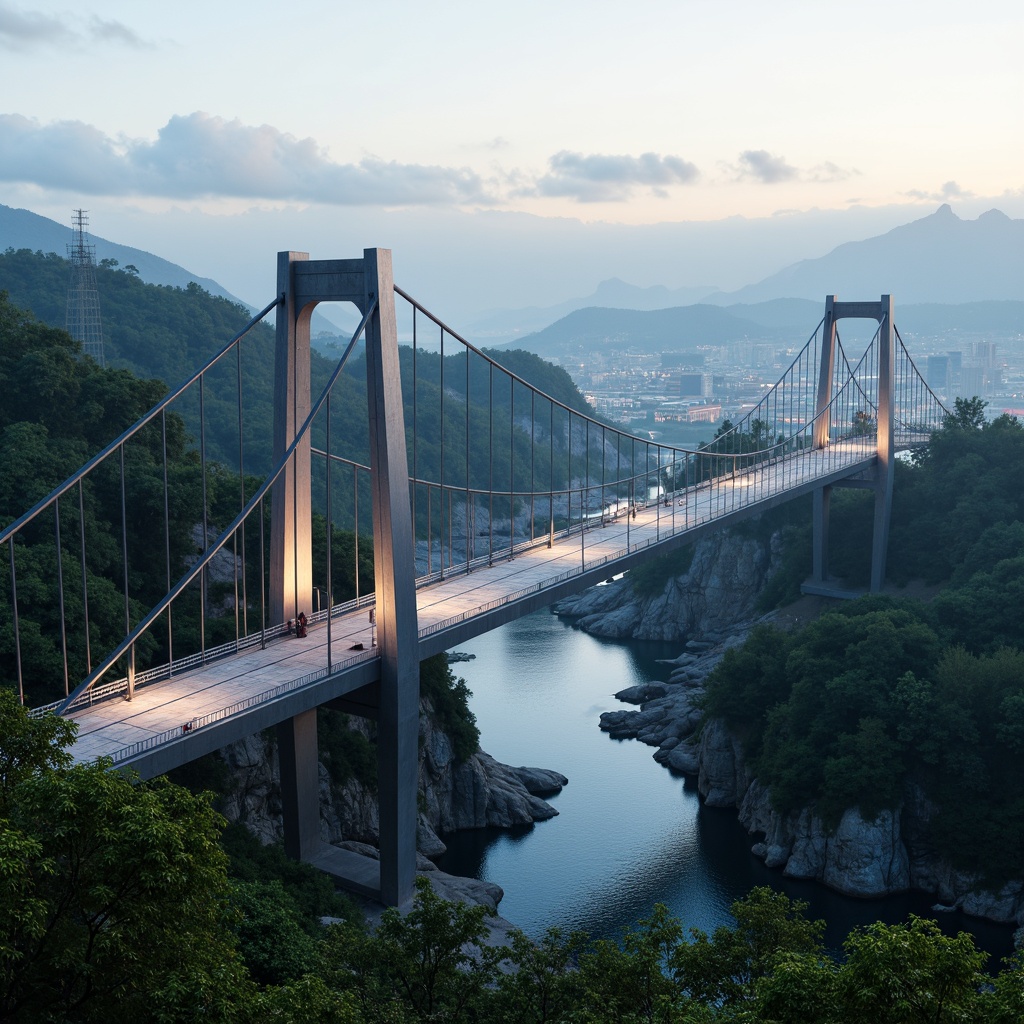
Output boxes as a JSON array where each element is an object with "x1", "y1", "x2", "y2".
[{"x1": 65, "y1": 439, "x2": 878, "y2": 779}]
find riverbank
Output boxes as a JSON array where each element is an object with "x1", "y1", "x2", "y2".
[
  {"x1": 434, "y1": 609, "x2": 1017, "y2": 961},
  {"x1": 583, "y1": 591, "x2": 1024, "y2": 933}
]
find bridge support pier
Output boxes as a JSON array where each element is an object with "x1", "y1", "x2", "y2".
[
  {"x1": 870, "y1": 296, "x2": 895, "y2": 593},
  {"x1": 363, "y1": 249, "x2": 420, "y2": 909},
  {"x1": 803, "y1": 295, "x2": 895, "y2": 599},
  {"x1": 268, "y1": 248, "x2": 419, "y2": 907},
  {"x1": 811, "y1": 485, "x2": 831, "y2": 584},
  {"x1": 278, "y1": 709, "x2": 320, "y2": 862}
]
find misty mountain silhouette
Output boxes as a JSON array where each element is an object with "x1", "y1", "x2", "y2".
[{"x1": 710, "y1": 205, "x2": 1024, "y2": 305}]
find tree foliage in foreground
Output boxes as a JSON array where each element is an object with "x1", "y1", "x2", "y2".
[
  {"x1": 5, "y1": 689, "x2": 1022, "y2": 1022},
  {"x1": 0, "y1": 690, "x2": 249, "y2": 1023}
]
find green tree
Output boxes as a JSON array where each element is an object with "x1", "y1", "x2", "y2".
[
  {"x1": 493, "y1": 926, "x2": 588, "y2": 1023},
  {"x1": 0, "y1": 690, "x2": 251, "y2": 1023},
  {"x1": 577, "y1": 903, "x2": 687, "y2": 1022},
  {"x1": 320, "y1": 875, "x2": 502, "y2": 1021},
  {"x1": 839, "y1": 916, "x2": 986, "y2": 1024},
  {"x1": 673, "y1": 887, "x2": 825, "y2": 1012},
  {"x1": 227, "y1": 880, "x2": 318, "y2": 987},
  {"x1": 943, "y1": 395, "x2": 987, "y2": 431}
]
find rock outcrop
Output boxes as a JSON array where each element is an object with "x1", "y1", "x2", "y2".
[
  {"x1": 598, "y1": 629, "x2": 1024, "y2": 924},
  {"x1": 217, "y1": 696, "x2": 567, "y2": 864},
  {"x1": 554, "y1": 528, "x2": 781, "y2": 642}
]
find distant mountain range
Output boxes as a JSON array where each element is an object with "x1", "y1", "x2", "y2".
[
  {"x1": 507, "y1": 294, "x2": 1024, "y2": 362},
  {"x1": 504, "y1": 304, "x2": 777, "y2": 359},
  {"x1": 4, "y1": 202, "x2": 1020, "y2": 357},
  {"x1": 709, "y1": 205, "x2": 1024, "y2": 306},
  {"x1": 478, "y1": 206, "x2": 1024, "y2": 347},
  {"x1": 467, "y1": 278, "x2": 720, "y2": 340}
]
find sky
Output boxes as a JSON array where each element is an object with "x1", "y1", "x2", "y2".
[{"x1": 1, "y1": 0, "x2": 1022, "y2": 319}]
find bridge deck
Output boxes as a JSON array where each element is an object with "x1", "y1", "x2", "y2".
[{"x1": 67, "y1": 441, "x2": 877, "y2": 773}]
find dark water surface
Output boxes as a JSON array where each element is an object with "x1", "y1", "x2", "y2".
[{"x1": 437, "y1": 609, "x2": 1017, "y2": 965}]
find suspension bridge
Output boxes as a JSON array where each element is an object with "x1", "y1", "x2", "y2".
[{"x1": 1, "y1": 249, "x2": 947, "y2": 905}]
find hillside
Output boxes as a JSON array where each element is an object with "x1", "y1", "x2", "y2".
[
  {"x1": 0, "y1": 203, "x2": 356, "y2": 338},
  {"x1": 510, "y1": 303, "x2": 771, "y2": 359},
  {"x1": 0, "y1": 203, "x2": 245, "y2": 304},
  {"x1": 0, "y1": 247, "x2": 597, "y2": 481}
]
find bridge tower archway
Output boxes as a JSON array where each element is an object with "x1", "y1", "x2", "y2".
[
  {"x1": 272, "y1": 249, "x2": 419, "y2": 907},
  {"x1": 806, "y1": 294, "x2": 895, "y2": 595}
]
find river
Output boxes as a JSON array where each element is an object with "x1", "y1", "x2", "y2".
[{"x1": 436, "y1": 607, "x2": 1017, "y2": 965}]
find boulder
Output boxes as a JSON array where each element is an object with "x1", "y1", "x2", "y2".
[
  {"x1": 511, "y1": 765, "x2": 568, "y2": 797},
  {"x1": 615, "y1": 682, "x2": 669, "y2": 704},
  {"x1": 782, "y1": 808, "x2": 829, "y2": 880},
  {"x1": 555, "y1": 528, "x2": 783, "y2": 643},
  {"x1": 664, "y1": 739, "x2": 700, "y2": 774}
]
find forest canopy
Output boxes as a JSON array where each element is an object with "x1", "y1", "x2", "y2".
[{"x1": 703, "y1": 409, "x2": 1024, "y2": 881}]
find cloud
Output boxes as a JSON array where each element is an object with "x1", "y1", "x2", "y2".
[
  {"x1": 524, "y1": 150, "x2": 700, "y2": 202},
  {"x1": 88, "y1": 15, "x2": 149, "y2": 48},
  {"x1": 725, "y1": 151, "x2": 857, "y2": 186},
  {"x1": 808, "y1": 161, "x2": 858, "y2": 184},
  {"x1": 0, "y1": 3, "x2": 149, "y2": 50},
  {"x1": 0, "y1": 113, "x2": 492, "y2": 206},
  {"x1": 905, "y1": 180, "x2": 975, "y2": 201},
  {"x1": 735, "y1": 150, "x2": 799, "y2": 184}
]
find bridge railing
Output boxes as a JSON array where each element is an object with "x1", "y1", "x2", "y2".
[
  {"x1": 2, "y1": 299, "x2": 280, "y2": 707},
  {"x1": 400, "y1": 338, "x2": 882, "y2": 584},
  {"x1": 392, "y1": 290, "x2": 854, "y2": 582},
  {"x1": 894, "y1": 328, "x2": 949, "y2": 439},
  {"x1": 48, "y1": 303, "x2": 378, "y2": 715},
  {"x1": 11, "y1": 276, "x2": 949, "y2": 717}
]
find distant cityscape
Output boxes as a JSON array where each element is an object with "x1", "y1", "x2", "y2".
[{"x1": 557, "y1": 330, "x2": 1024, "y2": 445}]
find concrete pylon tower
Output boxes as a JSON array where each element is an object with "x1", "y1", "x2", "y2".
[{"x1": 65, "y1": 210, "x2": 106, "y2": 367}]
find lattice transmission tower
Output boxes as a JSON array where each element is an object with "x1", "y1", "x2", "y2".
[{"x1": 66, "y1": 209, "x2": 105, "y2": 367}]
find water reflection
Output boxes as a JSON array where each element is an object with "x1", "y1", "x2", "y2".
[{"x1": 436, "y1": 609, "x2": 1016, "y2": 964}]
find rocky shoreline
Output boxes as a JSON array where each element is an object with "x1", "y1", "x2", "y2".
[
  {"x1": 214, "y1": 683, "x2": 567, "y2": 917},
  {"x1": 595, "y1": 626, "x2": 1024, "y2": 929}
]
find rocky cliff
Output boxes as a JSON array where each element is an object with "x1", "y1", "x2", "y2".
[
  {"x1": 216, "y1": 690, "x2": 567, "y2": 861},
  {"x1": 598, "y1": 637, "x2": 1024, "y2": 926},
  {"x1": 553, "y1": 528, "x2": 782, "y2": 642}
]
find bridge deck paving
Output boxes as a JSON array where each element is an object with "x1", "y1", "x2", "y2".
[{"x1": 66, "y1": 441, "x2": 878, "y2": 767}]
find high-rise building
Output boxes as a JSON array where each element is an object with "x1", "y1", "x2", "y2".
[
  {"x1": 973, "y1": 341, "x2": 997, "y2": 368},
  {"x1": 946, "y1": 350, "x2": 962, "y2": 387},
  {"x1": 677, "y1": 372, "x2": 707, "y2": 398},
  {"x1": 65, "y1": 210, "x2": 105, "y2": 367},
  {"x1": 958, "y1": 366, "x2": 987, "y2": 398},
  {"x1": 926, "y1": 355, "x2": 949, "y2": 390}
]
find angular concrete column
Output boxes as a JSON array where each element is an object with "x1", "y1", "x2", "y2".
[
  {"x1": 813, "y1": 296, "x2": 838, "y2": 449},
  {"x1": 811, "y1": 484, "x2": 832, "y2": 584},
  {"x1": 362, "y1": 249, "x2": 420, "y2": 907},
  {"x1": 270, "y1": 251, "x2": 314, "y2": 627},
  {"x1": 805, "y1": 295, "x2": 896, "y2": 598},
  {"x1": 870, "y1": 295, "x2": 895, "y2": 592},
  {"x1": 278, "y1": 709, "x2": 320, "y2": 862}
]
